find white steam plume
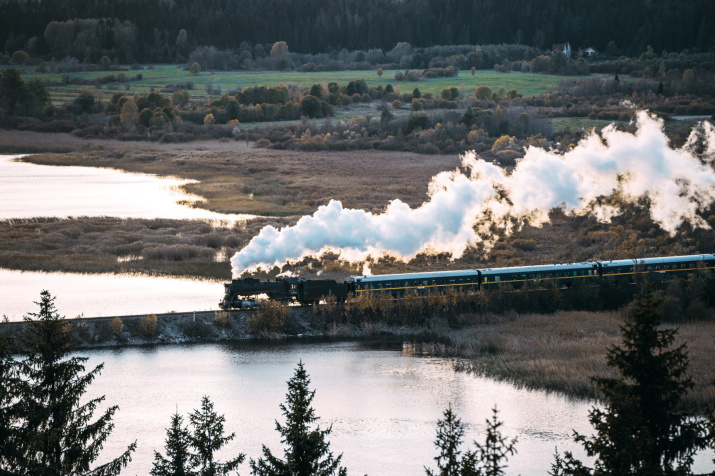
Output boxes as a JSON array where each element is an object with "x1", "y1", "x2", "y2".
[{"x1": 231, "y1": 112, "x2": 715, "y2": 276}]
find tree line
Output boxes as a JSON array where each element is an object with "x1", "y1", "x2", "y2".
[
  {"x1": 2, "y1": 289, "x2": 715, "y2": 474},
  {"x1": 1, "y1": 0, "x2": 713, "y2": 63}
]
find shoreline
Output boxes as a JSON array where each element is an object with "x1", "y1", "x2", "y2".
[{"x1": 3, "y1": 307, "x2": 714, "y2": 411}]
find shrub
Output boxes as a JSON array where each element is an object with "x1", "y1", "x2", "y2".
[
  {"x1": 140, "y1": 314, "x2": 158, "y2": 339},
  {"x1": 248, "y1": 301, "x2": 288, "y2": 335},
  {"x1": 111, "y1": 317, "x2": 124, "y2": 336},
  {"x1": 474, "y1": 85, "x2": 493, "y2": 100},
  {"x1": 214, "y1": 310, "x2": 230, "y2": 328}
]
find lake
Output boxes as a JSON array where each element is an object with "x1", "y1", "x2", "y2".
[
  {"x1": 0, "y1": 154, "x2": 251, "y2": 221},
  {"x1": 0, "y1": 269, "x2": 223, "y2": 320},
  {"x1": 84, "y1": 341, "x2": 598, "y2": 475}
]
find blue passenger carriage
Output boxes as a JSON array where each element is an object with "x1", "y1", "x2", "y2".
[
  {"x1": 480, "y1": 262, "x2": 600, "y2": 290},
  {"x1": 599, "y1": 254, "x2": 715, "y2": 282},
  {"x1": 346, "y1": 269, "x2": 480, "y2": 297}
]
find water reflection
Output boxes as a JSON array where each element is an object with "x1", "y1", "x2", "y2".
[
  {"x1": 0, "y1": 154, "x2": 252, "y2": 221},
  {"x1": 83, "y1": 341, "x2": 599, "y2": 476},
  {"x1": 0, "y1": 269, "x2": 222, "y2": 320}
]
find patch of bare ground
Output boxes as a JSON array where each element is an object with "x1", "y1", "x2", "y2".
[{"x1": 417, "y1": 311, "x2": 715, "y2": 411}]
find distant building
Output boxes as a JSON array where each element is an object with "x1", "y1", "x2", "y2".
[
  {"x1": 584, "y1": 47, "x2": 597, "y2": 56},
  {"x1": 552, "y1": 42, "x2": 571, "y2": 57}
]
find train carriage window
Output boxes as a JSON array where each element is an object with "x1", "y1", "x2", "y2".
[{"x1": 494, "y1": 276, "x2": 500, "y2": 282}]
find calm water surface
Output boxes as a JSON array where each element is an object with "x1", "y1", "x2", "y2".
[
  {"x1": 0, "y1": 269, "x2": 222, "y2": 320},
  {"x1": 0, "y1": 154, "x2": 251, "y2": 221},
  {"x1": 85, "y1": 341, "x2": 599, "y2": 476}
]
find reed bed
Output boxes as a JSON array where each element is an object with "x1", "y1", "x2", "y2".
[{"x1": 411, "y1": 310, "x2": 715, "y2": 411}]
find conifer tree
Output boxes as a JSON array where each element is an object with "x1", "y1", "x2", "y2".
[
  {"x1": 16, "y1": 290, "x2": 136, "y2": 476},
  {"x1": 426, "y1": 405, "x2": 516, "y2": 476},
  {"x1": 189, "y1": 396, "x2": 245, "y2": 476},
  {"x1": 0, "y1": 335, "x2": 26, "y2": 473},
  {"x1": 463, "y1": 407, "x2": 517, "y2": 476},
  {"x1": 151, "y1": 411, "x2": 196, "y2": 476},
  {"x1": 250, "y1": 361, "x2": 347, "y2": 476},
  {"x1": 564, "y1": 288, "x2": 713, "y2": 475},
  {"x1": 426, "y1": 404, "x2": 464, "y2": 476}
]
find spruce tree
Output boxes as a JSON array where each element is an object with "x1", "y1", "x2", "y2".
[
  {"x1": 426, "y1": 405, "x2": 516, "y2": 476},
  {"x1": 250, "y1": 361, "x2": 347, "y2": 476},
  {"x1": 0, "y1": 335, "x2": 27, "y2": 474},
  {"x1": 151, "y1": 411, "x2": 196, "y2": 476},
  {"x1": 426, "y1": 404, "x2": 465, "y2": 476},
  {"x1": 463, "y1": 407, "x2": 517, "y2": 476},
  {"x1": 566, "y1": 288, "x2": 713, "y2": 475},
  {"x1": 188, "y1": 396, "x2": 244, "y2": 476},
  {"x1": 16, "y1": 290, "x2": 136, "y2": 476}
]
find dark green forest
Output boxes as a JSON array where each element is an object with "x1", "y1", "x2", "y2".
[{"x1": 1, "y1": 0, "x2": 714, "y2": 63}]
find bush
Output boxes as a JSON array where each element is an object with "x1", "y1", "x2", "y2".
[
  {"x1": 214, "y1": 310, "x2": 230, "y2": 328},
  {"x1": 248, "y1": 301, "x2": 288, "y2": 335},
  {"x1": 140, "y1": 314, "x2": 158, "y2": 339},
  {"x1": 111, "y1": 317, "x2": 124, "y2": 336}
]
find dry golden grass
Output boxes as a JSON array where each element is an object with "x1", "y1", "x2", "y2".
[
  {"x1": 1, "y1": 131, "x2": 460, "y2": 216},
  {"x1": 431, "y1": 311, "x2": 715, "y2": 410},
  {"x1": 0, "y1": 216, "x2": 290, "y2": 279},
  {"x1": 1, "y1": 131, "x2": 713, "y2": 280}
]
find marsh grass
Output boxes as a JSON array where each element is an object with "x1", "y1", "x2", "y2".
[
  {"x1": 0, "y1": 216, "x2": 289, "y2": 279},
  {"x1": 410, "y1": 310, "x2": 715, "y2": 411}
]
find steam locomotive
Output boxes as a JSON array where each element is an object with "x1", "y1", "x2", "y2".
[{"x1": 219, "y1": 254, "x2": 715, "y2": 309}]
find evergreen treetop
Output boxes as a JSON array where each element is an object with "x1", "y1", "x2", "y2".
[
  {"x1": 250, "y1": 360, "x2": 346, "y2": 476},
  {"x1": 11, "y1": 290, "x2": 136, "y2": 476},
  {"x1": 151, "y1": 411, "x2": 196, "y2": 476},
  {"x1": 426, "y1": 404, "x2": 464, "y2": 476},
  {"x1": 563, "y1": 288, "x2": 714, "y2": 475},
  {"x1": 189, "y1": 396, "x2": 245, "y2": 476}
]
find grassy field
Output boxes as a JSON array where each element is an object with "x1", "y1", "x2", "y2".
[{"x1": 3, "y1": 64, "x2": 577, "y2": 106}]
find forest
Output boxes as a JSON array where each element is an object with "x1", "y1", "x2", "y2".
[{"x1": 1, "y1": 0, "x2": 714, "y2": 63}]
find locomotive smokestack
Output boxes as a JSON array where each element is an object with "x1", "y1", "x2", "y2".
[{"x1": 231, "y1": 112, "x2": 715, "y2": 276}]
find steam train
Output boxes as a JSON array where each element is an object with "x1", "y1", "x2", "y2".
[{"x1": 219, "y1": 254, "x2": 715, "y2": 309}]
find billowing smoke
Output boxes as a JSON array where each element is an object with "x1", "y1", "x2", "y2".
[{"x1": 231, "y1": 112, "x2": 715, "y2": 276}]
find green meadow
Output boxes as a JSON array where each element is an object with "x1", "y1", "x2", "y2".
[{"x1": 4, "y1": 64, "x2": 576, "y2": 106}]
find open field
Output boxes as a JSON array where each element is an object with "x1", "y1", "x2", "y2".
[{"x1": 1, "y1": 65, "x2": 578, "y2": 106}]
